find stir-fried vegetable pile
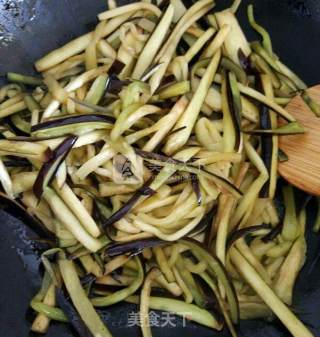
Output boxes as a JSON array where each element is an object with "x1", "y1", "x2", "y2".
[{"x1": 0, "y1": 0, "x2": 317, "y2": 336}]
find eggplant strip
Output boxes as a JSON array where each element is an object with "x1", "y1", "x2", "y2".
[
  {"x1": 58, "y1": 258, "x2": 112, "y2": 337},
  {"x1": 214, "y1": 163, "x2": 250, "y2": 263},
  {"x1": 244, "y1": 121, "x2": 304, "y2": 135},
  {"x1": 126, "y1": 295, "x2": 221, "y2": 329},
  {"x1": 163, "y1": 50, "x2": 221, "y2": 154},
  {"x1": 53, "y1": 182, "x2": 101, "y2": 238},
  {"x1": 98, "y1": 3, "x2": 162, "y2": 20},
  {"x1": 42, "y1": 65, "x2": 111, "y2": 120},
  {"x1": 185, "y1": 28, "x2": 215, "y2": 63},
  {"x1": 261, "y1": 74, "x2": 278, "y2": 198},
  {"x1": 230, "y1": 138, "x2": 269, "y2": 229},
  {"x1": 281, "y1": 185, "x2": 299, "y2": 241},
  {"x1": 132, "y1": 4, "x2": 175, "y2": 79},
  {"x1": 149, "y1": 0, "x2": 214, "y2": 93},
  {"x1": 201, "y1": 24, "x2": 231, "y2": 59},
  {"x1": 222, "y1": 71, "x2": 236, "y2": 152},
  {"x1": 0, "y1": 158, "x2": 14, "y2": 198},
  {"x1": 175, "y1": 255, "x2": 207, "y2": 308},
  {"x1": 1, "y1": 2, "x2": 316, "y2": 336},
  {"x1": 102, "y1": 179, "x2": 155, "y2": 228},
  {"x1": 136, "y1": 153, "x2": 242, "y2": 198},
  {"x1": 199, "y1": 272, "x2": 237, "y2": 337},
  {"x1": 153, "y1": 246, "x2": 175, "y2": 282},
  {"x1": 0, "y1": 139, "x2": 50, "y2": 161},
  {"x1": 133, "y1": 210, "x2": 205, "y2": 241},
  {"x1": 143, "y1": 96, "x2": 188, "y2": 152},
  {"x1": 230, "y1": 247, "x2": 313, "y2": 337},
  {"x1": 35, "y1": 14, "x2": 132, "y2": 72},
  {"x1": 238, "y1": 83, "x2": 296, "y2": 122},
  {"x1": 33, "y1": 136, "x2": 77, "y2": 199},
  {"x1": 140, "y1": 268, "x2": 162, "y2": 337},
  {"x1": 91, "y1": 256, "x2": 143, "y2": 307},
  {"x1": 215, "y1": 10, "x2": 251, "y2": 65},
  {"x1": 76, "y1": 143, "x2": 116, "y2": 180},
  {"x1": 181, "y1": 238, "x2": 239, "y2": 324},
  {"x1": 0, "y1": 100, "x2": 27, "y2": 118},
  {"x1": 43, "y1": 188, "x2": 103, "y2": 252}
]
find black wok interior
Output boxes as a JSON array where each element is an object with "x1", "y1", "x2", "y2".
[{"x1": 1, "y1": 1, "x2": 320, "y2": 336}]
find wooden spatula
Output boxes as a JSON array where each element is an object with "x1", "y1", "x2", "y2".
[{"x1": 278, "y1": 85, "x2": 320, "y2": 196}]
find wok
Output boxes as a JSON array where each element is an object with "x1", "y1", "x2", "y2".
[{"x1": 0, "y1": 0, "x2": 320, "y2": 336}]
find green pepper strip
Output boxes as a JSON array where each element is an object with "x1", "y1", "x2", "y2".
[
  {"x1": 32, "y1": 271, "x2": 52, "y2": 302},
  {"x1": 7, "y1": 72, "x2": 43, "y2": 86},
  {"x1": 247, "y1": 5, "x2": 273, "y2": 56},
  {"x1": 31, "y1": 300, "x2": 68, "y2": 322}
]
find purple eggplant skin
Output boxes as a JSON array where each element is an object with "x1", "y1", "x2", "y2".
[
  {"x1": 180, "y1": 237, "x2": 240, "y2": 324},
  {"x1": 102, "y1": 179, "x2": 155, "y2": 229},
  {"x1": 135, "y1": 149, "x2": 243, "y2": 197},
  {"x1": 56, "y1": 289, "x2": 93, "y2": 337},
  {"x1": 31, "y1": 114, "x2": 115, "y2": 133},
  {"x1": 108, "y1": 59, "x2": 125, "y2": 75},
  {"x1": 259, "y1": 106, "x2": 273, "y2": 197},
  {"x1": 3, "y1": 157, "x2": 31, "y2": 167},
  {"x1": 226, "y1": 71, "x2": 241, "y2": 143},
  {"x1": 105, "y1": 238, "x2": 166, "y2": 257},
  {"x1": 33, "y1": 135, "x2": 78, "y2": 199},
  {"x1": 191, "y1": 173, "x2": 202, "y2": 205},
  {"x1": 262, "y1": 223, "x2": 283, "y2": 243},
  {"x1": 168, "y1": 126, "x2": 187, "y2": 136},
  {"x1": 227, "y1": 224, "x2": 272, "y2": 249},
  {"x1": 105, "y1": 74, "x2": 131, "y2": 96},
  {"x1": 0, "y1": 192, "x2": 55, "y2": 240},
  {"x1": 238, "y1": 49, "x2": 255, "y2": 75},
  {"x1": 134, "y1": 148, "x2": 185, "y2": 165}
]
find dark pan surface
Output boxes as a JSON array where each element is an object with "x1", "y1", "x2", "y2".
[{"x1": 1, "y1": 1, "x2": 320, "y2": 336}]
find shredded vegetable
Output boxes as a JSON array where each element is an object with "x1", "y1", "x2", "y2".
[{"x1": 0, "y1": 1, "x2": 315, "y2": 337}]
